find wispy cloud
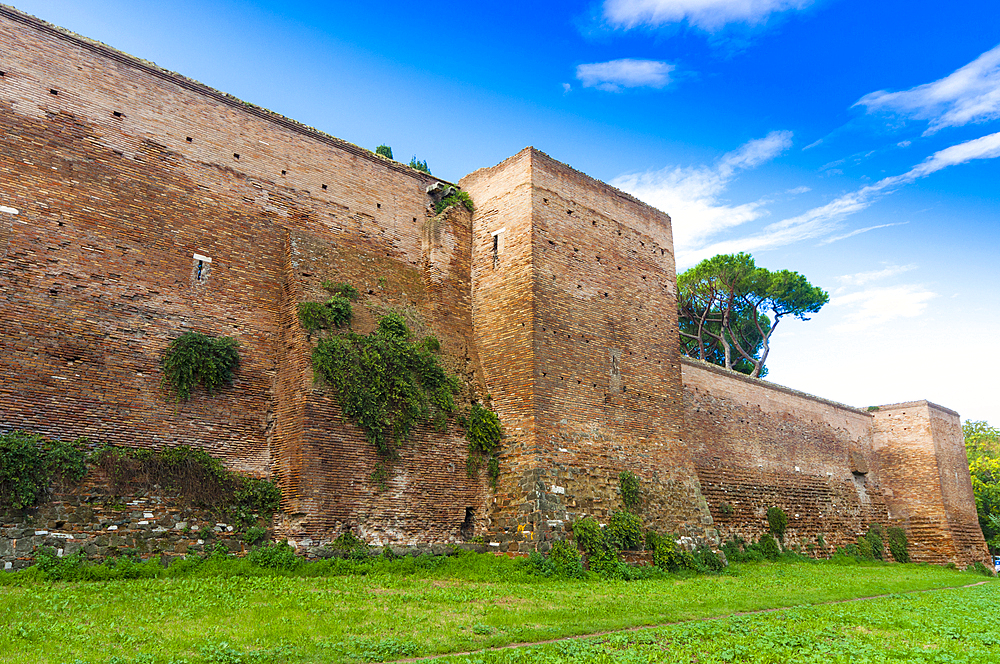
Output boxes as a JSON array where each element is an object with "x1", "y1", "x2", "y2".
[
  {"x1": 856, "y1": 43, "x2": 1000, "y2": 135},
  {"x1": 610, "y1": 130, "x2": 792, "y2": 252},
  {"x1": 829, "y1": 285, "x2": 937, "y2": 332},
  {"x1": 835, "y1": 264, "x2": 917, "y2": 289},
  {"x1": 576, "y1": 59, "x2": 674, "y2": 92},
  {"x1": 602, "y1": 0, "x2": 811, "y2": 31},
  {"x1": 681, "y1": 131, "x2": 1000, "y2": 265},
  {"x1": 819, "y1": 222, "x2": 908, "y2": 246}
]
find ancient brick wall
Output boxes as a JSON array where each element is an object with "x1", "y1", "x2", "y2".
[
  {"x1": 0, "y1": 6, "x2": 487, "y2": 546},
  {"x1": 684, "y1": 358, "x2": 989, "y2": 565},
  {"x1": 872, "y1": 402, "x2": 989, "y2": 565},
  {"x1": 462, "y1": 149, "x2": 713, "y2": 552}
]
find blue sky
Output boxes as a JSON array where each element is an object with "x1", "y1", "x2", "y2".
[{"x1": 12, "y1": 0, "x2": 1000, "y2": 424}]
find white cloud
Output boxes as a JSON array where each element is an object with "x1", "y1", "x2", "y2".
[
  {"x1": 603, "y1": 0, "x2": 811, "y2": 31},
  {"x1": 835, "y1": 264, "x2": 917, "y2": 289},
  {"x1": 562, "y1": 82, "x2": 572, "y2": 93},
  {"x1": 576, "y1": 59, "x2": 674, "y2": 92},
  {"x1": 785, "y1": 186, "x2": 811, "y2": 195},
  {"x1": 829, "y1": 285, "x2": 937, "y2": 332},
  {"x1": 897, "y1": 140, "x2": 911, "y2": 148},
  {"x1": 819, "y1": 222, "x2": 908, "y2": 246},
  {"x1": 684, "y1": 131, "x2": 1000, "y2": 265},
  {"x1": 611, "y1": 130, "x2": 792, "y2": 253},
  {"x1": 856, "y1": 43, "x2": 1000, "y2": 134}
]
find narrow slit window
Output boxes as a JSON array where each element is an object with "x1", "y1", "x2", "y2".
[
  {"x1": 186, "y1": 137, "x2": 193, "y2": 142},
  {"x1": 491, "y1": 228, "x2": 506, "y2": 268},
  {"x1": 193, "y1": 253, "x2": 212, "y2": 284},
  {"x1": 50, "y1": 89, "x2": 58, "y2": 95},
  {"x1": 113, "y1": 111, "x2": 123, "y2": 118}
]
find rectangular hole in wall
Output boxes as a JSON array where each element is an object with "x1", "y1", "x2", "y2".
[
  {"x1": 0, "y1": 71, "x2": 6, "y2": 77},
  {"x1": 186, "y1": 137, "x2": 193, "y2": 142},
  {"x1": 281, "y1": 170, "x2": 286, "y2": 175},
  {"x1": 322, "y1": 184, "x2": 327, "y2": 190},
  {"x1": 233, "y1": 153, "x2": 240, "y2": 159},
  {"x1": 112, "y1": 111, "x2": 123, "y2": 118},
  {"x1": 50, "y1": 89, "x2": 58, "y2": 95},
  {"x1": 491, "y1": 228, "x2": 506, "y2": 268},
  {"x1": 193, "y1": 253, "x2": 212, "y2": 284}
]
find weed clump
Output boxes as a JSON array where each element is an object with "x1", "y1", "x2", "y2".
[
  {"x1": 0, "y1": 431, "x2": 88, "y2": 509},
  {"x1": 767, "y1": 506, "x2": 788, "y2": 543},
  {"x1": 434, "y1": 190, "x2": 475, "y2": 215},
  {"x1": 887, "y1": 526, "x2": 910, "y2": 562},
  {"x1": 619, "y1": 471, "x2": 641, "y2": 511},
  {"x1": 160, "y1": 331, "x2": 240, "y2": 402}
]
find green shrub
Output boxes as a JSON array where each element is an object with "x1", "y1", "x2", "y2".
[
  {"x1": 434, "y1": 190, "x2": 475, "y2": 215},
  {"x1": 645, "y1": 530, "x2": 662, "y2": 552},
  {"x1": 653, "y1": 537, "x2": 694, "y2": 572},
  {"x1": 375, "y1": 144, "x2": 393, "y2": 160},
  {"x1": 160, "y1": 331, "x2": 240, "y2": 402},
  {"x1": 758, "y1": 534, "x2": 781, "y2": 561},
  {"x1": 766, "y1": 506, "x2": 788, "y2": 543},
  {"x1": 548, "y1": 540, "x2": 584, "y2": 579},
  {"x1": 571, "y1": 518, "x2": 605, "y2": 554},
  {"x1": 718, "y1": 502, "x2": 735, "y2": 517},
  {"x1": 606, "y1": 511, "x2": 643, "y2": 551},
  {"x1": 619, "y1": 471, "x2": 641, "y2": 511},
  {"x1": 694, "y1": 545, "x2": 725, "y2": 572},
  {"x1": 248, "y1": 542, "x2": 299, "y2": 570},
  {"x1": 967, "y1": 560, "x2": 996, "y2": 577},
  {"x1": 466, "y1": 403, "x2": 502, "y2": 456},
  {"x1": 887, "y1": 526, "x2": 910, "y2": 563},
  {"x1": 866, "y1": 524, "x2": 885, "y2": 561},
  {"x1": 242, "y1": 526, "x2": 268, "y2": 545},
  {"x1": 0, "y1": 432, "x2": 88, "y2": 510},
  {"x1": 321, "y1": 281, "x2": 360, "y2": 301},
  {"x1": 311, "y1": 312, "x2": 461, "y2": 458},
  {"x1": 816, "y1": 533, "x2": 827, "y2": 551},
  {"x1": 297, "y1": 295, "x2": 352, "y2": 332},
  {"x1": 332, "y1": 531, "x2": 367, "y2": 551},
  {"x1": 856, "y1": 535, "x2": 875, "y2": 561},
  {"x1": 408, "y1": 156, "x2": 431, "y2": 174}
]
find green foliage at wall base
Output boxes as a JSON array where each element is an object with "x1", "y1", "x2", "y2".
[
  {"x1": 606, "y1": 511, "x2": 643, "y2": 551},
  {"x1": 767, "y1": 505, "x2": 788, "y2": 543},
  {"x1": 160, "y1": 331, "x2": 240, "y2": 402},
  {"x1": 887, "y1": 526, "x2": 910, "y2": 563},
  {"x1": 93, "y1": 444, "x2": 280, "y2": 526},
  {"x1": 0, "y1": 431, "x2": 88, "y2": 510},
  {"x1": 311, "y1": 311, "x2": 460, "y2": 459}
]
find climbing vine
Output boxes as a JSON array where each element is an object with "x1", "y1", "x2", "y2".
[
  {"x1": 0, "y1": 431, "x2": 88, "y2": 510},
  {"x1": 619, "y1": 470, "x2": 641, "y2": 510},
  {"x1": 461, "y1": 402, "x2": 503, "y2": 487},
  {"x1": 160, "y1": 331, "x2": 240, "y2": 401},
  {"x1": 311, "y1": 311, "x2": 460, "y2": 459}
]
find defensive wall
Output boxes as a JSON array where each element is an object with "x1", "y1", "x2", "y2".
[{"x1": 0, "y1": 5, "x2": 989, "y2": 567}]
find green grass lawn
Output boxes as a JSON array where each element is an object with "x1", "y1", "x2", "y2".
[{"x1": 0, "y1": 554, "x2": 992, "y2": 664}]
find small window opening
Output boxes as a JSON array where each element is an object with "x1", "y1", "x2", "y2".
[
  {"x1": 460, "y1": 507, "x2": 475, "y2": 540},
  {"x1": 491, "y1": 228, "x2": 506, "y2": 268},
  {"x1": 193, "y1": 253, "x2": 212, "y2": 284},
  {"x1": 412, "y1": 217, "x2": 417, "y2": 222},
  {"x1": 196, "y1": 260, "x2": 205, "y2": 281},
  {"x1": 322, "y1": 184, "x2": 327, "y2": 190},
  {"x1": 233, "y1": 153, "x2": 240, "y2": 159},
  {"x1": 113, "y1": 111, "x2": 123, "y2": 118},
  {"x1": 281, "y1": 170, "x2": 286, "y2": 175},
  {"x1": 50, "y1": 89, "x2": 58, "y2": 95},
  {"x1": 377, "y1": 203, "x2": 381, "y2": 209},
  {"x1": 186, "y1": 137, "x2": 193, "y2": 142}
]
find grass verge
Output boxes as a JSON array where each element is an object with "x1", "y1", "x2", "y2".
[{"x1": 0, "y1": 552, "x2": 992, "y2": 663}]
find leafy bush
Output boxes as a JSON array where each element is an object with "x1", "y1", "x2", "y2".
[
  {"x1": 571, "y1": 517, "x2": 605, "y2": 554},
  {"x1": 887, "y1": 526, "x2": 910, "y2": 563},
  {"x1": 375, "y1": 144, "x2": 393, "y2": 160},
  {"x1": 311, "y1": 312, "x2": 461, "y2": 458},
  {"x1": 408, "y1": 156, "x2": 431, "y2": 174},
  {"x1": 242, "y1": 526, "x2": 268, "y2": 546},
  {"x1": 645, "y1": 530, "x2": 662, "y2": 552},
  {"x1": 0, "y1": 432, "x2": 88, "y2": 510},
  {"x1": 247, "y1": 542, "x2": 299, "y2": 570},
  {"x1": 967, "y1": 560, "x2": 996, "y2": 577},
  {"x1": 856, "y1": 535, "x2": 875, "y2": 561},
  {"x1": 619, "y1": 471, "x2": 640, "y2": 511},
  {"x1": 718, "y1": 502, "x2": 735, "y2": 516},
  {"x1": 694, "y1": 544, "x2": 725, "y2": 572},
  {"x1": 766, "y1": 506, "x2": 788, "y2": 543},
  {"x1": 297, "y1": 295, "x2": 352, "y2": 332},
  {"x1": 653, "y1": 537, "x2": 694, "y2": 572},
  {"x1": 758, "y1": 534, "x2": 781, "y2": 561},
  {"x1": 547, "y1": 540, "x2": 585, "y2": 579},
  {"x1": 866, "y1": 524, "x2": 885, "y2": 561},
  {"x1": 434, "y1": 190, "x2": 475, "y2": 215},
  {"x1": 321, "y1": 280, "x2": 360, "y2": 301},
  {"x1": 466, "y1": 403, "x2": 502, "y2": 456},
  {"x1": 160, "y1": 331, "x2": 240, "y2": 402},
  {"x1": 606, "y1": 511, "x2": 643, "y2": 551}
]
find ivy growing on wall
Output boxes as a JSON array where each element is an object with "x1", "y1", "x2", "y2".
[
  {"x1": 160, "y1": 331, "x2": 240, "y2": 402},
  {"x1": 461, "y1": 402, "x2": 503, "y2": 487},
  {"x1": 619, "y1": 470, "x2": 641, "y2": 511},
  {"x1": 92, "y1": 444, "x2": 280, "y2": 527},
  {"x1": 311, "y1": 311, "x2": 460, "y2": 459},
  {"x1": 0, "y1": 431, "x2": 88, "y2": 510}
]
